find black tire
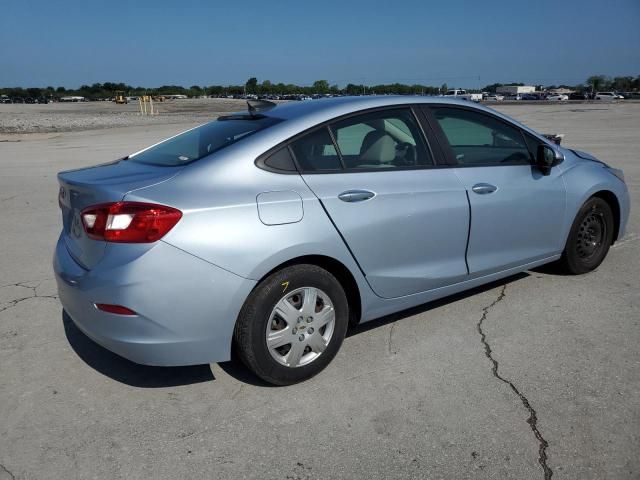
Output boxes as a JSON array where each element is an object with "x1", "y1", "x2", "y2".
[
  {"x1": 233, "y1": 264, "x2": 349, "y2": 385},
  {"x1": 557, "y1": 197, "x2": 614, "y2": 274}
]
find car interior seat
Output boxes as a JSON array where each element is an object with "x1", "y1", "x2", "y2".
[{"x1": 358, "y1": 130, "x2": 397, "y2": 168}]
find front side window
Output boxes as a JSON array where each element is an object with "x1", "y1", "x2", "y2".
[
  {"x1": 523, "y1": 132, "x2": 543, "y2": 160},
  {"x1": 330, "y1": 108, "x2": 432, "y2": 169},
  {"x1": 129, "y1": 115, "x2": 282, "y2": 166},
  {"x1": 430, "y1": 107, "x2": 532, "y2": 166}
]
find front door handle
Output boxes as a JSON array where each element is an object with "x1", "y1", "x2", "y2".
[
  {"x1": 471, "y1": 183, "x2": 497, "y2": 195},
  {"x1": 338, "y1": 190, "x2": 376, "y2": 203}
]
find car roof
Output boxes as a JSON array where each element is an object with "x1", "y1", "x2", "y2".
[
  {"x1": 261, "y1": 95, "x2": 499, "y2": 124},
  {"x1": 261, "y1": 95, "x2": 537, "y2": 133},
  {"x1": 267, "y1": 95, "x2": 546, "y2": 133}
]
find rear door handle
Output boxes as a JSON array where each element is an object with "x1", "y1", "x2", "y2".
[
  {"x1": 471, "y1": 183, "x2": 497, "y2": 195},
  {"x1": 338, "y1": 190, "x2": 376, "y2": 203}
]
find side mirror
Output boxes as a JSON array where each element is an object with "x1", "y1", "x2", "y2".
[{"x1": 536, "y1": 144, "x2": 563, "y2": 175}]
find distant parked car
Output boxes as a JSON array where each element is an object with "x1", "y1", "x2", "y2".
[
  {"x1": 484, "y1": 94, "x2": 504, "y2": 102},
  {"x1": 443, "y1": 89, "x2": 483, "y2": 102},
  {"x1": 546, "y1": 94, "x2": 569, "y2": 101},
  {"x1": 37, "y1": 97, "x2": 49, "y2": 104},
  {"x1": 569, "y1": 92, "x2": 590, "y2": 100},
  {"x1": 521, "y1": 93, "x2": 541, "y2": 100},
  {"x1": 11, "y1": 97, "x2": 24, "y2": 104},
  {"x1": 24, "y1": 97, "x2": 36, "y2": 104},
  {"x1": 594, "y1": 92, "x2": 619, "y2": 101},
  {"x1": 60, "y1": 96, "x2": 87, "y2": 102}
]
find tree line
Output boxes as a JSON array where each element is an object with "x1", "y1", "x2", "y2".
[{"x1": 1, "y1": 75, "x2": 639, "y2": 100}]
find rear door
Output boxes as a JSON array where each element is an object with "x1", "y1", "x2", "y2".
[
  {"x1": 425, "y1": 105, "x2": 566, "y2": 275},
  {"x1": 295, "y1": 106, "x2": 470, "y2": 299}
]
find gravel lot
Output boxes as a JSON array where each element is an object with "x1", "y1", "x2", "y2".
[
  {"x1": 0, "y1": 101, "x2": 638, "y2": 479},
  {"x1": 0, "y1": 98, "x2": 249, "y2": 134}
]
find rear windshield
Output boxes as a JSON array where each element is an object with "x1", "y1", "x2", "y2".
[{"x1": 129, "y1": 115, "x2": 282, "y2": 166}]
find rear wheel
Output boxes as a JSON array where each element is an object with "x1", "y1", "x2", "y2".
[
  {"x1": 233, "y1": 264, "x2": 349, "y2": 385},
  {"x1": 557, "y1": 197, "x2": 614, "y2": 274}
]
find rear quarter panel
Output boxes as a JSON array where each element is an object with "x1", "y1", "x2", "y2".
[{"x1": 122, "y1": 136, "x2": 373, "y2": 296}]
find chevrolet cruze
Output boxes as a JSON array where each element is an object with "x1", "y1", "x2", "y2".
[{"x1": 54, "y1": 96, "x2": 630, "y2": 385}]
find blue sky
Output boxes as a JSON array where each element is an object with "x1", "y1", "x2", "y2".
[{"x1": 1, "y1": 0, "x2": 639, "y2": 88}]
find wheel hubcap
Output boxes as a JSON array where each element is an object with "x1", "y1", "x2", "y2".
[
  {"x1": 576, "y1": 208, "x2": 606, "y2": 260},
  {"x1": 265, "y1": 287, "x2": 336, "y2": 368}
]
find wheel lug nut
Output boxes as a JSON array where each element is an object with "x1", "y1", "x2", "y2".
[
  {"x1": 292, "y1": 328, "x2": 297, "y2": 334},
  {"x1": 299, "y1": 335, "x2": 305, "y2": 341},
  {"x1": 297, "y1": 316, "x2": 303, "y2": 323},
  {"x1": 308, "y1": 327, "x2": 314, "y2": 334},
  {"x1": 307, "y1": 317, "x2": 313, "y2": 323}
]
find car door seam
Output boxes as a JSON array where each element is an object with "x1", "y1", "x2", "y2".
[
  {"x1": 316, "y1": 198, "x2": 368, "y2": 278},
  {"x1": 464, "y1": 190, "x2": 472, "y2": 274},
  {"x1": 295, "y1": 173, "x2": 369, "y2": 280}
]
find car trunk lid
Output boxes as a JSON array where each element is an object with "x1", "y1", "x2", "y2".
[{"x1": 57, "y1": 158, "x2": 182, "y2": 269}]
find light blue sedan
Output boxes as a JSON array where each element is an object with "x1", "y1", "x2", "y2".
[{"x1": 54, "y1": 96, "x2": 630, "y2": 385}]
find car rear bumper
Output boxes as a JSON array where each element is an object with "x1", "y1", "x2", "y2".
[{"x1": 53, "y1": 235, "x2": 256, "y2": 366}]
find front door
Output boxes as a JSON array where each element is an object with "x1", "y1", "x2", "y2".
[{"x1": 427, "y1": 105, "x2": 566, "y2": 275}]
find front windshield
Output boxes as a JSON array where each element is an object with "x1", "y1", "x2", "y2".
[{"x1": 129, "y1": 115, "x2": 282, "y2": 166}]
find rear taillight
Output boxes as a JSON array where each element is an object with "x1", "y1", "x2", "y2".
[{"x1": 81, "y1": 202, "x2": 182, "y2": 243}]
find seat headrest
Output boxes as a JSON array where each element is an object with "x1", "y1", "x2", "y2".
[{"x1": 359, "y1": 130, "x2": 396, "y2": 164}]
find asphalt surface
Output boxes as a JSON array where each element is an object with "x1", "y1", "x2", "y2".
[{"x1": 0, "y1": 103, "x2": 638, "y2": 479}]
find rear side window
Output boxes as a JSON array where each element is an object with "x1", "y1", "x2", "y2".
[
  {"x1": 289, "y1": 127, "x2": 342, "y2": 171},
  {"x1": 431, "y1": 107, "x2": 532, "y2": 166},
  {"x1": 129, "y1": 116, "x2": 282, "y2": 166},
  {"x1": 330, "y1": 108, "x2": 432, "y2": 169},
  {"x1": 262, "y1": 147, "x2": 297, "y2": 172}
]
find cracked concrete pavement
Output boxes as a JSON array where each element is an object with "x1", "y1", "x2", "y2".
[
  {"x1": 477, "y1": 285, "x2": 552, "y2": 479},
  {"x1": 0, "y1": 280, "x2": 58, "y2": 314},
  {"x1": 0, "y1": 102, "x2": 638, "y2": 479}
]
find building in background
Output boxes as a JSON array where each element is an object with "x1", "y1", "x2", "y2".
[
  {"x1": 547, "y1": 88, "x2": 574, "y2": 95},
  {"x1": 496, "y1": 85, "x2": 536, "y2": 95}
]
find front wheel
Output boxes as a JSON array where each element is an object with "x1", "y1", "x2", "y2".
[
  {"x1": 557, "y1": 197, "x2": 614, "y2": 274},
  {"x1": 233, "y1": 264, "x2": 349, "y2": 385}
]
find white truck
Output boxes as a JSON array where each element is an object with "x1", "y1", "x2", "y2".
[{"x1": 443, "y1": 89, "x2": 482, "y2": 102}]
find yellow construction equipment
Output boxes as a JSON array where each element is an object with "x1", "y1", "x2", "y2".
[{"x1": 114, "y1": 91, "x2": 128, "y2": 104}]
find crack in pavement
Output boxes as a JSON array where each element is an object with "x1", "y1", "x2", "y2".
[
  {"x1": 0, "y1": 194, "x2": 21, "y2": 202},
  {"x1": 0, "y1": 280, "x2": 58, "y2": 314},
  {"x1": 0, "y1": 278, "x2": 53, "y2": 290},
  {"x1": 387, "y1": 321, "x2": 397, "y2": 355},
  {"x1": 0, "y1": 463, "x2": 15, "y2": 480},
  {"x1": 477, "y1": 284, "x2": 553, "y2": 480}
]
